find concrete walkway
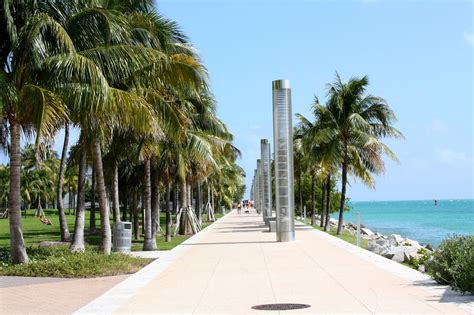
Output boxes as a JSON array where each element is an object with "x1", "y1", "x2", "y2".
[
  {"x1": 78, "y1": 210, "x2": 473, "y2": 314},
  {"x1": 0, "y1": 275, "x2": 128, "y2": 314}
]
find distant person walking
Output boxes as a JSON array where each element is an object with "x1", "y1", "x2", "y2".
[{"x1": 237, "y1": 202, "x2": 242, "y2": 214}]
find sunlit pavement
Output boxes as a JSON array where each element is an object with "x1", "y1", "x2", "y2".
[
  {"x1": 0, "y1": 275, "x2": 128, "y2": 314},
  {"x1": 77, "y1": 209, "x2": 473, "y2": 314}
]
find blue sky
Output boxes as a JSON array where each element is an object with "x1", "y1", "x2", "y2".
[
  {"x1": 1, "y1": 0, "x2": 472, "y2": 201},
  {"x1": 155, "y1": 0, "x2": 473, "y2": 201}
]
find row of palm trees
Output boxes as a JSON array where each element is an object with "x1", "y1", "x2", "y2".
[
  {"x1": 0, "y1": 145, "x2": 62, "y2": 216},
  {"x1": 1, "y1": 0, "x2": 244, "y2": 264},
  {"x1": 295, "y1": 74, "x2": 403, "y2": 234}
]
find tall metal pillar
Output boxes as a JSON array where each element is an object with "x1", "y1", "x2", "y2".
[
  {"x1": 250, "y1": 175, "x2": 254, "y2": 206},
  {"x1": 257, "y1": 159, "x2": 264, "y2": 215},
  {"x1": 272, "y1": 79, "x2": 295, "y2": 242},
  {"x1": 256, "y1": 159, "x2": 263, "y2": 213},
  {"x1": 261, "y1": 139, "x2": 272, "y2": 219},
  {"x1": 253, "y1": 169, "x2": 258, "y2": 210}
]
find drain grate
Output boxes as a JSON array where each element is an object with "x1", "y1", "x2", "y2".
[{"x1": 251, "y1": 303, "x2": 311, "y2": 311}]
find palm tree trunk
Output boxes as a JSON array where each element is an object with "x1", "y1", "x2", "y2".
[
  {"x1": 57, "y1": 123, "x2": 70, "y2": 241},
  {"x1": 132, "y1": 191, "x2": 139, "y2": 240},
  {"x1": 68, "y1": 186, "x2": 72, "y2": 215},
  {"x1": 207, "y1": 181, "x2": 211, "y2": 205},
  {"x1": 90, "y1": 166, "x2": 96, "y2": 231},
  {"x1": 143, "y1": 158, "x2": 157, "y2": 250},
  {"x1": 36, "y1": 196, "x2": 44, "y2": 217},
  {"x1": 173, "y1": 183, "x2": 178, "y2": 215},
  {"x1": 324, "y1": 174, "x2": 331, "y2": 231},
  {"x1": 211, "y1": 185, "x2": 215, "y2": 213},
  {"x1": 187, "y1": 184, "x2": 192, "y2": 208},
  {"x1": 337, "y1": 160, "x2": 348, "y2": 235},
  {"x1": 151, "y1": 160, "x2": 160, "y2": 236},
  {"x1": 141, "y1": 192, "x2": 145, "y2": 236},
  {"x1": 310, "y1": 175, "x2": 315, "y2": 226},
  {"x1": 298, "y1": 171, "x2": 303, "y2": 218},
  {"x1": 111, "y1": 163, "x2": 120, "y2": 223},
  {"x1": 92, "y1": 139, "x2": 112, "y2": 255},
  {"x1": 179, "y1": 180, "x2": 192, "y2": 235},
  {"x1": 70, "y1": 143, "x2": 87, "y2": 252},
  {"x1": 121, "y1": 188, "x2": 128, "y2": 222},
  {"x1": 8, "y1": 119, "x2": 29, "y2": 264},
  {"x1": 165, "y1": 183, "x2": 172, "y2": 242},
  {"x1": 197, "y1": 182, "x2": 202, "y2": 225},
  {"x1": 181, "y1": 180, "x2": 187, "y2": 206},
  {"x1": 320, "y1": 180, "x2": 325, "y2": 228}
]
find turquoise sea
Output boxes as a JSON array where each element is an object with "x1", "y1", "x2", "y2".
[{"x1": 338, "y1": 199, "x2": 474, "y2": 247}]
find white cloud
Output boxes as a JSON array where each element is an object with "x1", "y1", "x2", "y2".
[
  {"x1": 435, "y1": 148, "x2": 472, "y2": 165},
  {"x1": 464, "y1": 31, "x2": 474, "y2": 47}
]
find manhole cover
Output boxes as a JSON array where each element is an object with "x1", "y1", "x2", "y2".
[{"x1": 251, "y1": 303, "x2": 311, "y2": 311}]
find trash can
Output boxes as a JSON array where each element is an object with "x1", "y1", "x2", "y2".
[
  {"x1": 113, "y1": 221, "x2": 132, "y2": 253},
  {"x1": 269, "y1": 220, "x2": 277, "y2": 232}
]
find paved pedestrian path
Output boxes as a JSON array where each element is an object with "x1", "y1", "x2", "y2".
[
  {"x1": 78, "y1": 209, "x2": 473, "y2": 314},
  {"x1": 0, "y1": 275, "x2": 128, "y2": 314}
]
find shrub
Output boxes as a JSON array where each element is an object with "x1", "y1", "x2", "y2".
[
  {"x1": 408, "y1": 247, "x2": 431, "y2": 270},
  {"x1": 426, "y1": 235, "x2": 474, "y2": 294},
  {"x1": 0, "y1": 246, "x2": 151, "y2": 278}
]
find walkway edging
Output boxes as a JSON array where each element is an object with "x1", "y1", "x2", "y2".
[
  {"x1": 298, "y1": 220, "x2": 474, "y2": 314},
  {"x1": 74, "y1": 212, "x2": 232, "y2": 315}
]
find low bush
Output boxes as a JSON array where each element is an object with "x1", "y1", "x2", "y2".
[
  {"x1": 0, "y1": 246, "x2": 151, "y2": 278},
  {"x1": 408, "y1": 247, "x2": 430, "y2": 269},
  {"x1": 426, "y1": 235, "x2": 474, "y2": 294}
]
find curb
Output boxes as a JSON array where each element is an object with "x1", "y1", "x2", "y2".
[{"x1": 74, "y1": 211, "x2": 233, "y2": 314}]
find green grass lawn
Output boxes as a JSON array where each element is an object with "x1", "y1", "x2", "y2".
[
  {"x1": 0, "y1": 209, "x2": 226, "y2": 250},
  {"x1": 300, "y1": 217, "x2": 368, "y2": 249}
]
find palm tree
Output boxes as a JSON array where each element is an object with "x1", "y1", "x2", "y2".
[
  {"x1": 37, "y1": 0, "x2": 186, "y2": 254},
  {"x1": 56, "y1": 123, "x2": 71, "y2": 241},
  {"x1": 313, "y1": 74, "x2": 403, "y2": 234},
  {"x1": 1, "y1": 0, "x2": 241, "y2": 259},
  {"x1": 0, "y1": 166, "x2": 9, "y2": 213},
  {"x1": 293, "y1": 136, "x2": 305, "y2": 218},
  {"x1": 1, "y1": 1, "x2": 71, "y2": 262}
]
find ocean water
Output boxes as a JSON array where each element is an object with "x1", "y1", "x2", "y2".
[{"x1": 336, "y1": 199, "x2": 474, "y2": 247}]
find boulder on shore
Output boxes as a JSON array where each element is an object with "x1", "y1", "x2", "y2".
[
  {"x1": 375, "y1": 238, "x2": 389, "y2": 247},
  {"x1": 402, "y1": 239, "x2": 421, "y2": 248},
  {"x1": 367, "y1": 241, "x2": 390, "y2": 256},
  {"x1": 361, "y1": 228, "x2": 375, "y2": 236},
  {"x1": 388, "y1": 234, "x2": 404, "y2": 247},
  {"x1": 384, "y1": 246, "x2": 405, "y2": 262}
]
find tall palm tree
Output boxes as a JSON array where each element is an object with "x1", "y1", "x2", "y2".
[
  {"x1": 293, "y1": 136, "x2": 305, "y2": 218},
  {"x1": 1, "y1": 1, "x2": 70, "y2": 263},
  {"x1": 37, "y1": 1, "x2": 184, "y2": 253},
  {"x1": 313, "y1": 74, "x2": 403, "y2": 234},
  {"x1": 56, "y1": 123, "x2": 71, "y2": 241}
]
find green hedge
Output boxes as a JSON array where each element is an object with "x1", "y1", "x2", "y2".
[{"x1": 426, "y1": 235, "x2": 474, "y2": 294}]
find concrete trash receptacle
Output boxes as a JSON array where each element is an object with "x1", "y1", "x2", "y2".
[
  {"x1": 113, "y1": 221, "x2": 132, "y2": 252},
  {"x1": 269, "y1": 220, "x2": 277, "y2": 232},
  {"x1": 265, "y1": 216, "x2": 276, "y2": 227}
]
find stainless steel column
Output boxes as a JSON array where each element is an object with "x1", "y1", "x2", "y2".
[
  {"x1": 260, "y1": 139, "x2": 272, "y2": 219},
  {"x1": 272, "y1": 79, "x2": 295, "y2": 242},
  {"x1": 250, "y1": 174, "x2": 254, "y2": 207},
  {"x1": 253, "y1": 170, "x2": 257, "y2": 209},
  {"x1": 257, "y1": 159, "x2": 264, "y2": 215},
  {"x1": 256, "y1": 160, "x2": 261, "y2": 214}
]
